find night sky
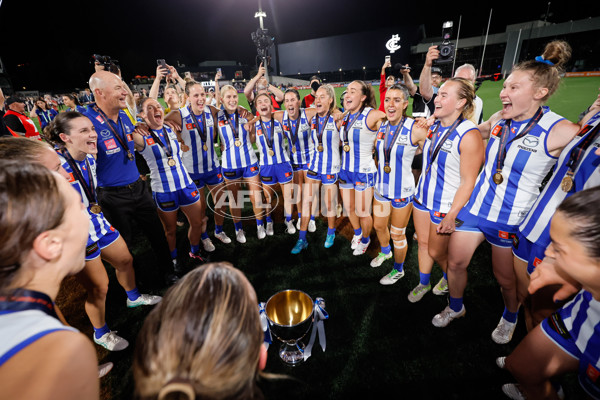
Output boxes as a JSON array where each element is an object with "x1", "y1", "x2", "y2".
[{"x1": 0, "y1": 0, "x2": 592, "y2": 91}]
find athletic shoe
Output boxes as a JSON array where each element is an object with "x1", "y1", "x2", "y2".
[
  {"x1": 214, "y1": 231, "x2": 232, "y2": 244},
  {"x1": 370, "y1": 251, "x2": 393, "y2": 267},
  {"x1": 188, "y1": 251, "x2": 209, "y2": 264},
  {"x1": 336, "y1": 203, "x2": 343, "y2": 218},
  {"x1": 266, "y1": 221, "x2": 274, "y2": 236},
  {"x1": 236, "y1": 229, "x2": 247, "y2": 243},
  {"x1": 285, "y1": 220, "x2": 297, "y2": 234},
  {"x1": 98, "y1": 362, "x2": 114, "y2": 378},
  {"x1": 413, "y1": 232, "x2": 418, "y2": 241},
  {"x1": 127, "y1": 294, "x2": 162, "y2": 308},
  {"x1": 324, "y1": 234, "x2": 335, "y2": 248},
  {"x1": 350, "y1": 234, "x2": 361, "y2": 250},
  {"x1": 94, "y1": 331, "x2": 129, "y2": 351},
  {"x1": 432, "y1": 277, "x2": 449, "y2": 295},
  {"x1": 291, "y1": 239, "x2": 308, "y2": 254},
  {"x1": 432, "y1": 305, "x2": 466, "y2": 328},
  {"x1": 308, "y1": 219, "x2": 317, "y2": 232},
  {"x1": 491, "y1": 317, "x2": 517, "y2": 344},
  {"x1": 379, "y1": 268, "x2": 405, "y2": 285},
  {"x1": 408, "y1": 283, "x2": 432, "y2": 303},
  {"x1": 501, "y1": 384, "x2": 525, "y2": 400},
  {"x1": 352, "y1": 239, "x2": 370, "y2": 256},
  {"x1": 257, "y1": 225, "x2": 266, "y2": 239},
  {"x1": 202, "y1": 238, "x2": 215, "y2": 252},
  {"x1": 496, "y1": 356, "x2": 506, "y2": 369},
  {"x1": 296, "y1": 218, "x2": 301, "y2": 230},
  {"x1": 176, "y1": 220, "x2": 185, "y2": 227}
]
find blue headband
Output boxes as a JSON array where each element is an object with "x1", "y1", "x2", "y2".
[{"x1": 535, "y1": 56, "x2": 554, "y2": 66}]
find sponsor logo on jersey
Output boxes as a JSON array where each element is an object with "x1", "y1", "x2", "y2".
[
  {"x1": 186, "y1": 123, "x2": 194, "y2": 130},
  {"x1": 377, "y1": 131, "x2": 384, "y2": 140},
  {"x1": 285, "y1": 171, "x2": 292, "y2": 178},
  {"x1": 518, "y1": 135, "x2": 539, "y2": 152},
  {"x1": 498, "y1": 230, "x2": 510, "y2": 239},
  {"x1": 67, "y1": 172, "x2": 75, "y2": 183},
  {"x1": 441, "y1": 139, "x2": 453, "y2": 151},
  {"x1": 533, "y1": 257, "x2": 543, "y2": 267},
  {"x1": 256, "y1": 127, "x2": 263, "y2": 136},
  {"x1": 250, "y1": 166, "x2": 258, "y2": 172},
  {"x1": 104, "y1": 139, "x2": 117, "y2": 150},
  {"x1": 491, "y1": 125, "x2": 502, "y2": 137},
  {"x1": 126, "y1": 134, "x2": 133, "y2": 142},
  {"x1": 191, "y1": 190, "x2": 198, "y2": 197},
  {"x1": 218, "y1": 120, "x2": 226, "y2": 127},
  {"x1": 261, "y1": 175, "x2": 273, "y2": 182},
  {"x1": 146, "y1": 137, "x2": 155, "y2": 146},
  {"x1": 95, "y1": 115, "x2": 105, "y2": 124},
  {"x1": 586, "y1": 364, "x2": 600, "y2": 383},
  {"x1": 100, "y1": 129, "x2": 112, "y2": 139}
]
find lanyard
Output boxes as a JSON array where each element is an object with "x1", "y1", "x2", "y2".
[
  {"x1": 188, "y1": 106, "x2": 207, "y2": 144},
  {"x1": 0, "y1": 289, "x2": 59, "y2": 320},
  {"x1": 62, "y1": 150, "x2": 97, "y2": 206},
  {"x1": 383, "y1": 118, "x2": 406, "y2": 169},
  {"x1": 93, "y1": 106, "x2": 134, "y2": 161},
  {"x1": 342, "y1": 108, "x2": 364, "y2": 148},
  {"x1": 149, "y1": 128, "x2": 174, "y2": 159},
  {"x1": 224, "y1": 110, "x2": 240, "y2": 142},
  {"x1": 286, "y1": 112, "x2": 301, "y2": 149},
  {"x1": 561, "y1": 121, "x2": 600, "y2": 191},
  {"x1": 259, "y1": 116, "x2": 275, "y2": 152},
  {"x1": 425, "y1": 116, "x2": 463, "y2": 176},
  {"x1": 315, "y1": 112, "x2": 331, "y2": 147}
]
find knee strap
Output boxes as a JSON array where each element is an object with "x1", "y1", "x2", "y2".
[{"x1": 390, "y1": 225, "x2": 407, "y2": 249}]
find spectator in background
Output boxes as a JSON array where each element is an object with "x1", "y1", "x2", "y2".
[
  {"x1": 62, "y1": 93, "x2": 87, "y2": 113},
  {"x1": 244, "y1": 62, "x2": 284, "y2": 114},
  {"x1": 30, "y1": 96, "x2": 58, "y2": 130},
  {"x1": 412, "y1": 47, "x2": 443, "y2": 118},
  {"x1": 454, "y1": 63, "x2": 484, "y2": 124},
  {"x1": 80, "y1": 88, "x2": 94, "y2": 105},
  {"x1": 3, "y1": 96, "x2": 41, "y2": 139},
  {"x1": 0, "y1": 88, "x2": 11, "y2": 137},
  {"x1": 302, "y1": 75, "x2": 322, "y2": 109},
  {"x1": 378, "y1": 60, "x2": 396, "y2": 112}
]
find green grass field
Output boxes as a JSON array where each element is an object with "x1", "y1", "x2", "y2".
[{"x1": 53, "y1": 76, "x2": 600, "y2": 400}]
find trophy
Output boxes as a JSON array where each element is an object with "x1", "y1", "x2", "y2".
[{"x1": 263, "y1": 289, "x2": 327, "y2": 366}]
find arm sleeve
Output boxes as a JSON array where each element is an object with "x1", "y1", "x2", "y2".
[{"x1": 4, "y1": 114, "x2": 25, "y2": 134}]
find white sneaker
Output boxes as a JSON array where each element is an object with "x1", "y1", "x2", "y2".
[
  {"x1": 285, "y1": 220, "x2": 297, "y2": 234},
  {"x1": 352, "y1": 238, "x2": 370, "y2": 255},
  {"x1": 432, "y1": 277, "x2": 449, "y2": 295},
  {"x1": 408, "y1": 283, "x2": 432, "y2": 303},
  {"x1": 94, "y1": 331, "x2": 129, "y2": 351},
  {"x1": 98, "y1": 362, "x2": 114, "y2": 378},
  {"x1": 202, "y1": 237, "x2": 215, "y2": 252},
  {"x1": 501, "y1": 384, "x2": 525, "y2": 400},
  {"x1": 308, "y1": 219, "x2": 316, "y2": 232},
  {"x1": 350, "y1": 234, "x2": 361, "y2": 250},
  {"x1": 496, "y1": 356, "x2": 506, "y2": 369},
  {"x1": 266, "y1": 221, "x2": 274, "y2": 236},
  {"x1": 491, "y1": 317, "x2": 517, "y2": 344},
  {"x1": 257, "y1": 225, "x2": 266, "y2": 239},
  {"x1": 336, "y1": 203, "x2": 343, "y2": 218},
  {"x1": 236, "y1": 229, "x2": 246, "y2": 243},
  {"x1": 370, "y1": 251, "x2": 393, "y2": 267},
  {"x1": 296, "y1": 218, "x2": 301, "y2": 230},
  {"x1": 127, "y1": 294, "x2": 162, "y2": 308},
  {"x1": 379, "y1": 268, "x2": 405, "y2": 285},
  {"x1": 432, "y1": 305, "x2": 466, "y2": 328},
  {"x1": 214, "y1": 231, "x2": 231, "y2": 244}
]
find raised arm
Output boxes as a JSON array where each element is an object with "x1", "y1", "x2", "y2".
[
  {"x1": 149, "y1": 65, "x2": 168, "y2": 100},
  {"x1": 401, "y1": 65, "x2": 417, "y2": 96},
  {"x1": 214, "y1": 70, "x2": 222, "y2": 108},
  {"x1": 244, "y1": 62, "x2": 265, "y2": 103},
  {"x1": 419, "y1": 46, "x2": 439, "y2": 101},
  {"x1": 380, "y1": 61, "x2": 391, "y2": 93}
]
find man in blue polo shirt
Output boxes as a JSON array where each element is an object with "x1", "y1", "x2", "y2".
[{"x1": 84, "y1": 70, "x2": 183, "y2": 286}]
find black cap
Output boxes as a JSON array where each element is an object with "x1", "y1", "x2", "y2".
[
  {"x1": 431, "y1": 67, "x2": 443, "y2": 76},
  {"x1": 6, "y1": 96, "x2": 26, "y2": 106}
]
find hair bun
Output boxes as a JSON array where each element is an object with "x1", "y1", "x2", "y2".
[{"x1": 542, "y1": 40, "x2": 572, "y2": 68}]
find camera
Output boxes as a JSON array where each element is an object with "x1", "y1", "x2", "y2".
[
  {"x1": 251, "y1": 28, "x2": 274, "y2": 59},
  {"x1": 435, "y1": 21, "x2": 455, "y2": 64},
  {"x1": 92, "y1": 54, "x2": 120, "y2": 74}
]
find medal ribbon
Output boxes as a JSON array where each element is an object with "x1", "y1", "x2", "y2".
[
  {"x1": 315, "y1": 112, "x2": 331, "y2": 148},
  {"x1": 148, "y1": 128, "x2": 174, "y2": 160},
  {"x1": 495, "y1": 107, "x2": 544, "y2": 176},
  {"x1": 61, "y1": 150, "x2": 97, "y2": 206},
  {"x1": 187, "y1": 106, "x2": 208, "y2": 146},
  {"x1": 564, "y1": 122, "x2": 600, "y2": 181},
  {"x1": 286, "y1": 112, "x2": 301, "y2": 151},
  {"x1": 93, "y1": 106, "x2": 134, "y2": 160},
  {"x1": 259, "y1": 116, "x2": 275, "y2": 154},
  {"x1": 303, "y1": 297, "x2": 328, "y2": 361},
  {"x1": 425, "y1": 116, "x2": 463, "y2": 176},
  {"x1": 0, "y1": 289, "x2": 59, "y2": 320},
  {"x1": 383, "y1": 117, "x2": 405, "y2": 170},
  {"x1": 224, "y1": 110, "x2": 240, "y2": 143},
  {"x1": 342, "y1": 107, "x2": 364, "y2": 149}
]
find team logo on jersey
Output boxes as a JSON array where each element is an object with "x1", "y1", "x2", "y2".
[
  {"x1": 100, "y1": 129, "x2": 112, "y2": 139},
  {"x1": 104, "y1": 139, "x2": 117, "y2": 149},
  {"x1": 491, "y1": 125, "x2": 502, "y2": 137},
  {"x1": 186, "y1": 123, "x2": 194, "y2": 130},
  {"x1": 146, "y1": 137, "x2": 155, "y2": 146}
]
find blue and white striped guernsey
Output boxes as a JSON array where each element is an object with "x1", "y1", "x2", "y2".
[
  {"x1": 282, "y1": 109, "x2": 313, "y2": 166},
  {"x1": 340, "y1": 107, "x2": 377, "y2": 174},
  {"x1": 519, "y1": 111, "x2": 600, "y2": 246},
  {"x1": 58, "y1": 153, "x2": 113, "y2": 244},
  {"x1": 138, "y1": 125, "x2": 193, "y2": 193},
  {"x1": 216, "y1": 110, "x2": 258, "y2": 169},
  {"x1": 255, "y1": 118, "x2": 290, "y2": 165},
  {"x1": 415, "y1": 118, "x2": 478, "y2": 213},
  {"x1": 375, "y1": 118, "x2": 418, "y2": 200},
  {"x1": 467, "y1": 108, "x2": 564, "y2": 225},
  {"x1": 308, "y1": 113, "x2": 341, "y2": 174},
  {"x1": 179, "y1": 106, "x2": 220, "y2": 176}
]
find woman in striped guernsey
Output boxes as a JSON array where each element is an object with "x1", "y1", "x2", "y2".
[
  {"x1": 501, "y1": 187, "x2": 600, "y2": 400},
  {"x1": 371, "y1": 84, "x2": 429, "y2": 285},
  {"x1": 434, "y1": 41, "x2": 580, "y2": 345}
]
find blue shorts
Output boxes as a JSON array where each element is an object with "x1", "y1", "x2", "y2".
[
  {"x1": 374, "y1": 191, "x2": 413, "y2": 209},
  {"x1": 292, "y1": 163, "x2": 309, "y2": 172},
  {"x1": 85, "y1": 226, "x2": 120, "y2": 261},
  {"x1": 259, "y1": 162, "x2": 294, "y2": 185},
  {"x1": 221, "y1": 163, "x2": 260, "y2": 181},
  {"x1": 191, "y1": 169, "x2": 224, "y2": 189},
  {"x1": 338, "y1": 169, "x2": 375, "y2": 191},
  {"x1": 306, "y1": 169, "x2": 338, "y2": 185},
  {"x1": 454, "y1": 208, "x2": 483, "y2": 233},
  {"x1": 153, "y1": 182, "x2": 201, "y2": 212},
  {"x1": 477, "y1": 218, "x2": 518, "y2": 248},
  {"x1": 512, "y1": 232, "x2": 547, "y2": 275},
  {"x1": 412, "y1": 199, "x2": 430, "y2": 213}
]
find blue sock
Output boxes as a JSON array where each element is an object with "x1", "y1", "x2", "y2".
[
  {"x1": 502, "y1": 307, "x2": 519, "y2": 324},
  {"x1": 190, "y1": 243, "x2": 200, "y2": 254},
  {"x1": 201, "y1": 232, "x2": 209, "y2": 240},
  {"x1": 381, "y1": 245, "x2": 391, "y2": 254},
  {"x1": 310, "y1": 215, "x2": 315, "y2": 221},
  {"x1": 256, "y1": 219, "x2": 264, "y2": 227},
  {"x1": 420, "y1": 272, "x2": 431, "y2": 286},
  {"x1": 299, "y1": 230, "x2": 307, "y2": 240},
  {"x1": 125, "y1": 287, "x2": 141, "y2": 301},
  {"x1": 215, "y1": 224, "x2": 223, "y2": 234},
  {"x1": 234, "y1": 221, "x2": 243, "y2": 231},
  {"x1": 361, "y1": 236, "x2": 369, "y2": 244},
  {"x1": 354, "y1": 228, "x2": 362, "y2": 236},
  {"x1": 170, "y1": 249, "x2": 177, "y2": 260},
  {"x1": 449, "y1": 296, "x2": 463, "y2": 313},
  {"x1": 394, "y1": 262, "x2": 404, "y2": 273},
  {"x1": 327, "y1": 227, "x2": 336, "y2": 235},
  {"x1": 266, "y1": 215, "x2": 273, "y2": 223},
  {"x1": 443, "y1": 271, "x2": 448, "y2": 280},
  {"x1": 298, "y1": 213, "x2": 302, "y2": 220},
  {"x1": 93, "y1": 323, "x2": 110, "y2": 340},
  {"x1": 285, "y1": 214, "x2": 292, "y2": 222}
]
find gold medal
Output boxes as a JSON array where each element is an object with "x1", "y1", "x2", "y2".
[
  {"x1": 343, "y1": 144, "x2": 350, "y2": 152},
  {"x1": 90, "y1": 204, "x2": 102, "y2": 214},
  {"x1": 234, "y1": 140, "x2": 242, "y2": 147},
  {"x1": 181, "y1": 144, "x2": 190, "y2": 152},
  {"x1": 317, "y1": 145, "x2": 324, "y2": 152},
  {"x1": 292, "y1": 146, "x2": 296, "y2": 153},
  {"x1": 127, "y1": 152, "x2": 134, "y2": 161},
  {"x1": 167, "y1": 158, "x2": 176, "y2": 167},
  {"x1": 268, "y1": 149, "x2": 275, "y2": 156},
  {"x1": 384, "y1": 165, "x2": 391, "y2": 174},
  {"x1": 561, "y1": 176, "x2": 574, "y2": 192},
  {"x1": 203, "y1": 144, "x2": 208, "y2": 152},
  {"x1": 493, "y1": 172, "x2": 504, "y2": 185}
]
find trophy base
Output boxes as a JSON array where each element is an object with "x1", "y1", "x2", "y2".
[{"x1": 279, "y1": 341, "x2": 306, "y2": 366}]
